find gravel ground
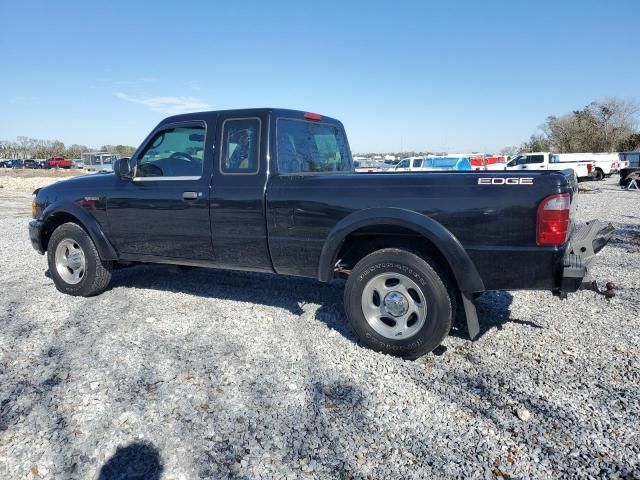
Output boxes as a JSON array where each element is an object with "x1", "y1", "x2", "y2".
[
  {"x1": 1, "y1": 176, "x2": 639, "y2": 479},
  {"x1": 0, "y1": 169, "x2": 84, "y2": 193}
]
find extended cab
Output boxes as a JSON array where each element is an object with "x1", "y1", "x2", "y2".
[{"x1": 29, "y1": 109, "x2": 613, "y2": 359}]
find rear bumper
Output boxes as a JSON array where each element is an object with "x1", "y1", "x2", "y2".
[
  {"x1": 559, "y1": 220, "x2": 614, "y2": 293},
  {"x1": 29, "y1": 219, "x2": 45, "y2": 254}
]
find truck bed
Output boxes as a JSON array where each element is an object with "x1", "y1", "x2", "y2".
[{"x1": 266, "y1": 169, "x2": 575, "y2": 290}]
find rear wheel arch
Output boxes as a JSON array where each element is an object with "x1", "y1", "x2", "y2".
[{"x1": 318, "y1": 208, "x2": 485, "y2": 294}]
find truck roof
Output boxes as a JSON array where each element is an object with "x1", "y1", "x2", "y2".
[{"x1": 161, "y1": 108, "x2": 343, "y2": 126}]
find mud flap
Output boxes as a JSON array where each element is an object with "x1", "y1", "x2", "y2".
[{"x1": 461, "y1": 291, "x2": 480, "y2": 340}]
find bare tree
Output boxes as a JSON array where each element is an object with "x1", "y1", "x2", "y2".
[
  {"x1": 500, "y1": 146, "x2": 519, "y2": 157},
  {"x1": 1, "y1": 136, "x2": 136, "y2": 160},
  {"x1": 544, "y1": 98, "x2": 639, "y2": 152}
]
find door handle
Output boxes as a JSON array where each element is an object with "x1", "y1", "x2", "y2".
[
  {"x1": 522, "y1": 166, "x2": 527, "y2": 169},
  {"x1": 183, "y1": 191, "x2": 199, "y2": 200}
]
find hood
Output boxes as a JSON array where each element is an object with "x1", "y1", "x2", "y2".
[{"x1": 40, "y1": 172, "x2": 117, "y2": 194}]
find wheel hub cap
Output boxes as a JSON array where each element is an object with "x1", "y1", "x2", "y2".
[
  {"x1": 360, "y1": 272, "x2": 428, "y2": 340},
  {"x1": 67, "y1": 251, "x2": 83, "y2": 270},
  {"x1": 54, "y1": 238, "x2": 86, "y2": 285},
  {"x1": 383, "y1": 291, "x2": 409, "y2": 317}
]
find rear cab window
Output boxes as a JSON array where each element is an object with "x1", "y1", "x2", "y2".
[{"x1": 276, "y1": 118, "x2": 352, "y2": 174}]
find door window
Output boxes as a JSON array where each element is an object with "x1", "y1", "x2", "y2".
[
  {"x1": 507, "y1": 155, "x2": 526, "y2": 166},
  {"x1": 136, "y1": 126, "x2": 205, "y2": 178},
  {"x1": 277, "y1": 119, "x2": 351, "y2": 173},
  {"x1": 527, "y1": 155, "x2": 544, "y2": 164},
  {"x1": 412, "y1": 158, "x2": 422, "y2": 168},
  {"x1": 220, "y1": 118, "x2": 260, "y2": 174}
]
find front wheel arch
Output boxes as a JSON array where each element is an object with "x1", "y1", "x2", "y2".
[
  {"x1": 41, "y1": 203, "x2": 118, "y2": 260},
  {"x1": 47, "y1": 222, "x2": 113, "y2": 296}
]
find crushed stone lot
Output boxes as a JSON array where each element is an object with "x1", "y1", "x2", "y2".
[
  {"x1": 0, "y1": 169, "x2": 83, "y2": 193},
  {"x1": 0, "y1": 176, "x2": 639, "y2": 479}
]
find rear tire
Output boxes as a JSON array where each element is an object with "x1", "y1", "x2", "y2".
[
  {"x1": 594, "y1": 169, "x2": 604, "y2": 181},
  {"x1": 47, "y1": 222, "x2": 112, "y2": 296},
  {"x1": 344, "y1": 248, "x2": 453, "y2": 359}
]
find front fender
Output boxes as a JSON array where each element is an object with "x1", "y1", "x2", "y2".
[
  {"x1": 318, "y1": 207, "x2": 485, "y2": 294},
  {"x1": 42, "y1": 202, "x2": 119, "y2": 261}
]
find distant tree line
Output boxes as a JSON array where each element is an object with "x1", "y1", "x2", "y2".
[
  {"x1": 502, "y1": 97, "x2": 640, "y2": 155},
  {"x1": 0, "y1": 136, "x2": 136, "y2": 159}
]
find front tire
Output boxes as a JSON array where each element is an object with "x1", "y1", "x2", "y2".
[
  {"x1": 47, "y1": 222, "x2": 113, "y2": 296},
  {"x1": 344, "y1": 249, "x2": 453, "y2": 359}
]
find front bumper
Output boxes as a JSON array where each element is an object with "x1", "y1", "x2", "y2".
[
  {"x1": 29, "y1": 219, "x2": 46, "y2": 254},
  {"x1": 559, "y1": 220, "x2": 614, "y2": 293}
]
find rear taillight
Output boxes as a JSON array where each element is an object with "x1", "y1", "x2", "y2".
[
  {"x1": 536, "y1": 193, "x2": 570, "y2": 246},
  {"x1": 587, "y1": 163, "x2": 593, "y2": 173}
]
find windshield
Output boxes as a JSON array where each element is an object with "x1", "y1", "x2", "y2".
[{"x1": 508, "y1": 155, "x2": 526, "y2": 166}]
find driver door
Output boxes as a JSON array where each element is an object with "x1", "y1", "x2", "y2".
[{"x1": 107, "y1": 118, "x2": 216, "y2": 260}]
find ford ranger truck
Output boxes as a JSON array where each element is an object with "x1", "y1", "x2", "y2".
[{"x1": 28, "y1": 109, "x2": 614, "y2": 359}]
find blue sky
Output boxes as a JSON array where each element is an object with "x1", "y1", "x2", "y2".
[{"x1": 1, "y1": 0, "x2": 639, "y2": 153}]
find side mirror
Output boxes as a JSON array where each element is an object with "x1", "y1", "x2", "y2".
[{"x1": 114, "y1": 157, "x2": 133, "y2": 178}]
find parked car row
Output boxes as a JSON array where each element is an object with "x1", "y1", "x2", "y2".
[
  {"x1": 0, "y1": 158, "x2": 84, "y2": 169},
  {"x1": 354, "y1": 151, "x2": 636, "y2": 183},
  {"x1": 0, "y1": 159, "x2": 45, "y2": 169}
]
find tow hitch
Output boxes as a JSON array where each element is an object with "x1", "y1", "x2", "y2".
[
  {"x1": 557, "y1": 220, "x2": 615, "y2": 299},
  {"x1": 581, "y1": 280, "x2": 616, "y2": 300}
]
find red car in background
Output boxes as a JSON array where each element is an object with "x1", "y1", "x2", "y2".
[
  {"x1": 469, "y1": 155, "x2": 507, "y2": 171},
  {"x1": 46, "y1": 157, "x2": 73, "y2": 169}
]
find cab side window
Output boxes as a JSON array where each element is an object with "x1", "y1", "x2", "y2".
[
  {"x1": 220, "y1": 118, "x2": 260, "y2": 174},
  {"x1": 137, "y1": 126, "x2": 205, "y2": 178}
]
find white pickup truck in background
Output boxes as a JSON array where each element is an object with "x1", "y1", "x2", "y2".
[
  {"x1": 393, "y1": 156, "x2": 427, "y2": 172},
  {"x1": 551, "y1": 152, "x2": 620, "y2": 181},
  {"x1": 505, "y1": 152, "x2": 594, "y2": 181}
]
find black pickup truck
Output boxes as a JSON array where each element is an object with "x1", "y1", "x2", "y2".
[{"x1": 29, "y1": 108, "x2": 613, "y2": 358}]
